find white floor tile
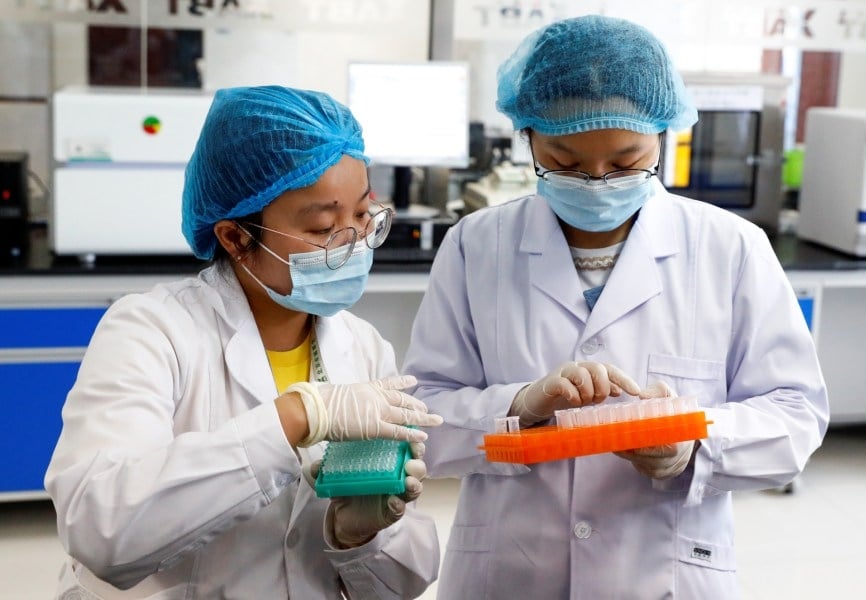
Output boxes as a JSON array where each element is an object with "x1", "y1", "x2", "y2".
[{"x1": 0, "y1": 501, "x2": 66, "y2": 600}]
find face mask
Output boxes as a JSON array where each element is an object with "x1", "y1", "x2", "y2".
[
  {"x1": 537, "y1": 173, "x2": 654, "y2": 232},
  {"x1": 241, "y1": 241, "x2": 373, "y2": 317}
]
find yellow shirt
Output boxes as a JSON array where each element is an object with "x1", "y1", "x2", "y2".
[{"x1": 266, "y1": 333, "x2": 312, "y2": 393}]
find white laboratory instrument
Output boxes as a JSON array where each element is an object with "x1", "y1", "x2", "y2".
[
  {"x1": 462, "y1": 163, "x2": 537, "y2": 213},
  {"x1": 798, "y1": 107, "x2": 866, "y2": 257},
  {"x1": 52, "y1": 87, "x2": 213, "y2": 258}
]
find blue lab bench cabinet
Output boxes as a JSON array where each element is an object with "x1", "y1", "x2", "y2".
[{"x1": 0, "y1": 307, "x2": 106, "y2": 497}]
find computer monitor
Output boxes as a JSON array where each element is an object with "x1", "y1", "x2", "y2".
[{"x1": 347, "y1": 61, "x2": 470, "y2": 211}]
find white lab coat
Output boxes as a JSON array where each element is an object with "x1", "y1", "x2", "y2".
[
  {"x1": 45, "y1": 263, "x2": 439, "y2": 599},
  {"x1": 404, "y1": 181, "x2": 829, "y2": 600}
]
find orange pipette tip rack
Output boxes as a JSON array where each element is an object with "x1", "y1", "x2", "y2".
[{"x1": 479, "y1": 396, "x2": 713, "y2": 465}]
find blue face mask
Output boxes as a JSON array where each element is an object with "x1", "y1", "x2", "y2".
[
  {"x1": 242, "y1": 241, "x2": 373, "y2": 317},
  {"x1": 537, "y1": 173, "x2": 654, "y2": 232}
]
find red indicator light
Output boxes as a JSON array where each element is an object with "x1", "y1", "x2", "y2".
[{"x1": 1, "y1": 189, "x2": 10, "y2": 201}]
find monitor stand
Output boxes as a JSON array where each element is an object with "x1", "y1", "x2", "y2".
[
  {"x1": 391, "y1": 166, "x2": 413, "y2": 212},
  {"x1": 391, "y1": 165, "x2": 439, "y2": 220}
]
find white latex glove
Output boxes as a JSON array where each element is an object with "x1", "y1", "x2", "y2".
[
  {"x1": 285, "y1": 376, "x2": 443, "y2": 447},
  {"x1": 311, "y1": 450, "x2": 427, "y2": 549},
  {"x1": 510, "y1": 362, "x2": 642, "y2": 427},
  {"x1": 615, "y1": 380, "x2": 696, "y2": 480}
]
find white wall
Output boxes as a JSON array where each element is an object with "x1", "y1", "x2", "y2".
[
  {"x1": 837, "y1": 52, "x2": 866, "y2": 109},
  {"x1": 51, "y1": 23, "x2": 88, "y2": 92}
]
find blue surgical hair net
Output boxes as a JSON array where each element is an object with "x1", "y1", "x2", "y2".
[
  {"x1": 496, "y1": 16, "x2": 698, "y2": 136},
  {"x1": 182, "y1": 85, "x2": 369, "y2": 260}
]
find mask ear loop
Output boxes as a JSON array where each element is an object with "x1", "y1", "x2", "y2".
[
  {"x1": 238, "y1": 261, "x2": 276, "y2": 294},
  {"x1": 233, "y1": 223, "x2": 296, "y2": 296},
  {"x1": 235, "y1": 223, "x2": 292, "y2": 267}
]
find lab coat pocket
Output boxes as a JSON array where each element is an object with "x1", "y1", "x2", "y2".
[
  {"x1": 439, "y1": 525, "x2": 492, "y2": 600},
  {"x1": 676, "y1": 535, "x2": 739, "y2": 598},
  {"x1": 647, "y1": 354, "x2": 726, "y2": 406},
  {"x1": 677, "y1": 535, "x2": 735, "y2": 571}
]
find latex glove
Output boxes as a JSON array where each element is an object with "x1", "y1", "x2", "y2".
[
  {"x1": 311, "y1": 450, "x2": 427, "y2": 549},
  {"x1": 614, "y1": 440, "x2": 695, "y2": 480},
  {"x1": 286, "y1": 376, "x2": 443, "y2": 447},
  {"x1": 615, "y1": 380, "x2": 695, "y2": 480},
  {"x1": 510, "y1": 362, "x2": 642, "y2": 427}
]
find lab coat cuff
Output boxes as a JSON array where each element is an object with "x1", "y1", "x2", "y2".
[
  {"x1": 234, "y1": 402, "x2": 302, "y2": 502},
  {"x1": 420, "y1": 383, "x2": 532, "y2": 478},
  {"x1": 482, "y1": 382, "x2": 531, "y2": 431},
  {"x1": 682, "y1": 407, "x2": 732, "y2": 507},
  {"x1": 479, "y1": 382, "x2": 536, "y2": 476}
]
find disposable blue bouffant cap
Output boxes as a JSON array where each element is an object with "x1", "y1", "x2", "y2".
[
  {"x1": 496, "y1": 15, "x2": 698, "y2": 136},
  {"x1": 182, "y1": 85, "x2": 369, "y2": 260}
]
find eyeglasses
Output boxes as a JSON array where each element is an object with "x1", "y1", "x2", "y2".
[
  {"x1": 242, "y1": 201, "x2": 393, "y2": 270},
  {"x1": 531, "y1": 142, "x2": 661, "y2": 190},
  {"x1": 534, "y1": 164, "x2": 659, "y2": 189}
]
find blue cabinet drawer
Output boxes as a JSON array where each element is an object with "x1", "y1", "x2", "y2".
[
  {"x1": 0, "y1": 307, "x2": 106, "y2": 348},
  {"x1": 0, "y1": 361, "x2": 81, "y2": 493}
]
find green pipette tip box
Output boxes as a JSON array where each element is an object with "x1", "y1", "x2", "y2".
[{"x1": 315, "y1": 438, "x2": 410, "y2": 498}]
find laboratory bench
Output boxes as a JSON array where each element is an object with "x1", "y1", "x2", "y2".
[{"x1": 2, "y1": 226, "x2": 865, "y2": 500}]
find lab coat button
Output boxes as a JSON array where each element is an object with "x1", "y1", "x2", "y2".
[
  {"x1": 580, "y1": 340, "x2": 599, "y2": 355},
  {"x1": 573, "y1": 521, "x2": 592, "y2": 539}
]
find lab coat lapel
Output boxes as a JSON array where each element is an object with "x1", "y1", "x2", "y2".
[
  {"x1": 224, "y1": 318, "x2": 277, "y2": 401},
  {"x1": 206, "y1": 261, "x2": 356, "y2": 394},
  {"x1": 204, "y1": 263, "x2": 278, "y2": 402},
  {"x1": 524, "y1": 197, "x2": 589, "y2": 323},
  {"x1": 582, "y1": 188, "x2": 678, "y2": 341}
]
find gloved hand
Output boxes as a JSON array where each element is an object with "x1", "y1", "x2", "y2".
[
  {"x1": 510, "y1": 362, "x2": 642, "y2": 427},
  {"x1": 614, "y1": 381, "x2": 695, "y2": 480},
  {"x1": 285, "y1": 376, "x2": 443, "y2": 447},
  {"x1": 310, "y1": 447, "x2": 427, "y2": 549},
  {"x1": 614, "y1": 441, "x2": 695, "y2": 480}
]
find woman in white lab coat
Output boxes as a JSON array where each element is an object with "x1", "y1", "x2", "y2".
[
  {"x1": 45, "y1": 86, "x2": 442, "y2": 598},
  {"x1": 404, "y1": 16, "x2": 829, "y2": 599}
]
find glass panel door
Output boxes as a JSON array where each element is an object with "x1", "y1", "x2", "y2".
[{"x1": 667, "y1": 110, "x2": 761, "y2": 209}]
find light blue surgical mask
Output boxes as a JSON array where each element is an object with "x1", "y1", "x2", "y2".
[
  {"x1": 242, "y1": 241, "x2": 373, "y2": 317},
  {"x1": 537, "y1": 173, "x2": 654, "y2": 232}
]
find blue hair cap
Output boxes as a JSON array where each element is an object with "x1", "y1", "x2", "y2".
[
  {"x1": 496, "y1": 15, "x2": 698, "y2": 136},
  {"x1": 182, "y1": 85, "x2": 368, "y2": 260}
]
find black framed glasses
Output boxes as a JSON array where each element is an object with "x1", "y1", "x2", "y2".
[
  {"x1": 530, "y1": 138, "x2": 662, "y2": 190},
  {"x1": 534, "y1": 164, "x2": 659, "y2": 189},
  {"x1": 242, "y1": 201, "x2": 393, "y2": 270}
]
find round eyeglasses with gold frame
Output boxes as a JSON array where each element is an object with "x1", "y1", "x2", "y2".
[{"x1": 242, "y1": 201, "x2": 393, "y2": 269}]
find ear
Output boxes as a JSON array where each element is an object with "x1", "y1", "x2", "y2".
[{"x1": 213, "y1": 220, "x2": 250, "y2": 260}]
